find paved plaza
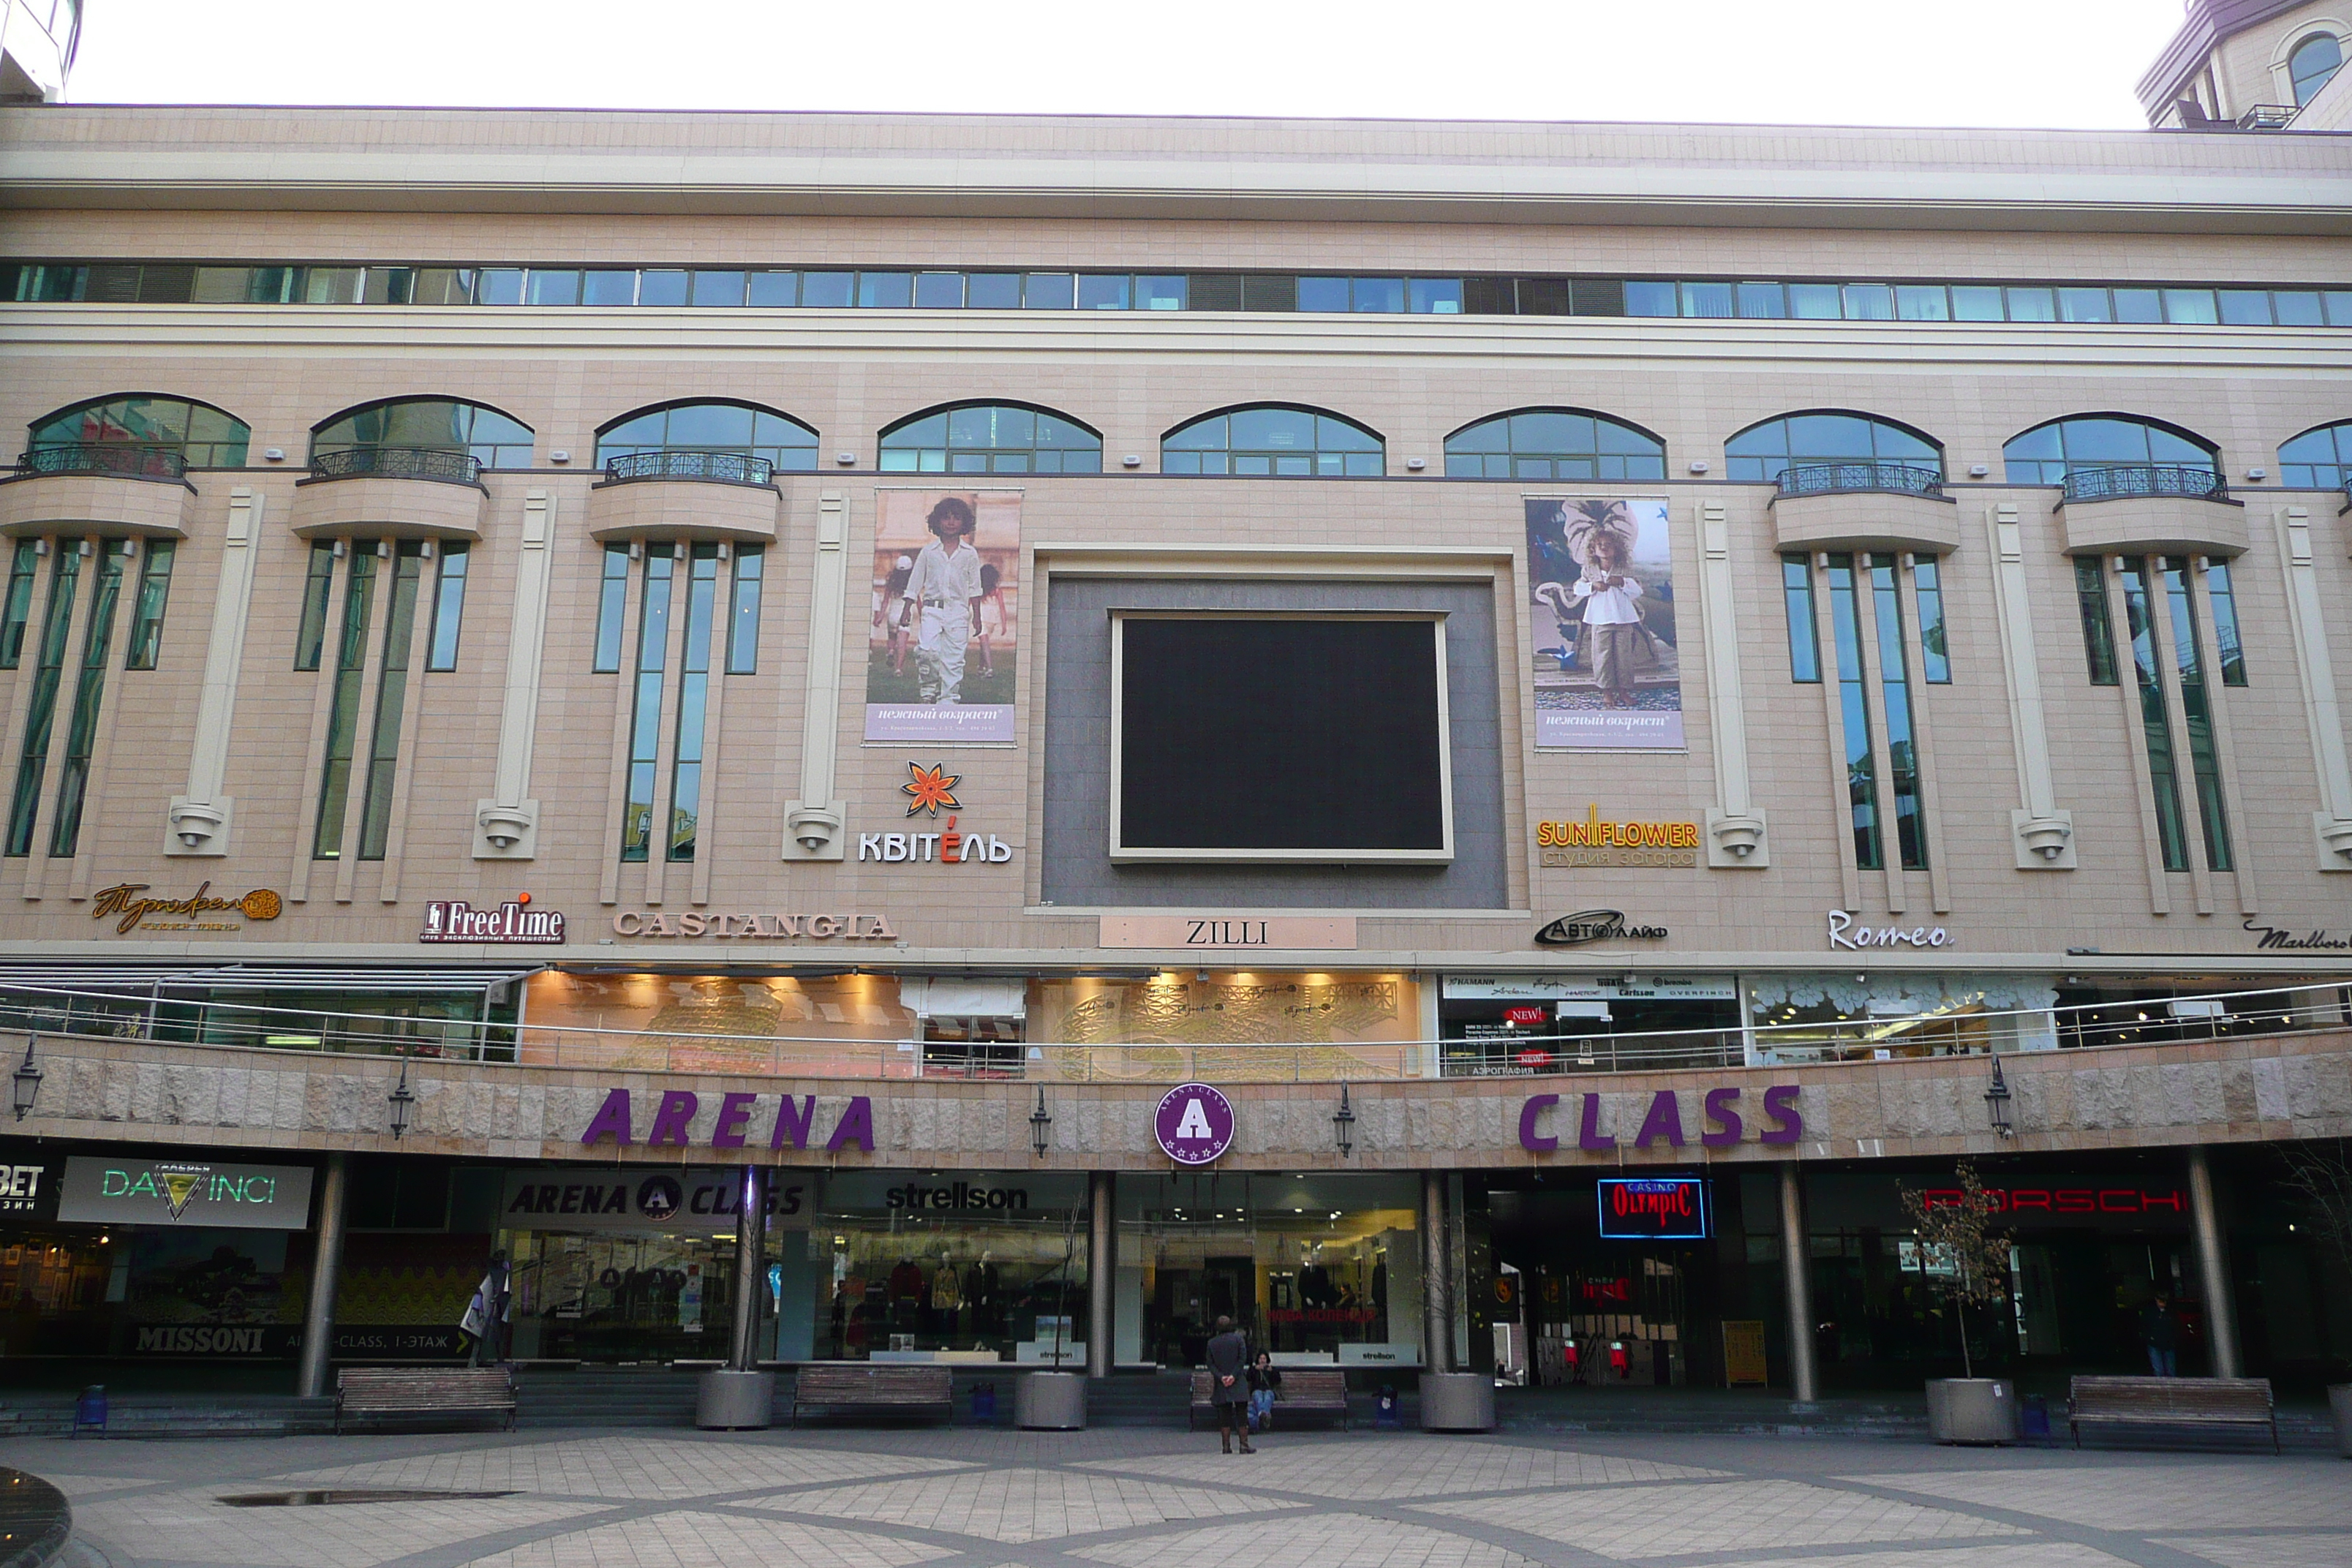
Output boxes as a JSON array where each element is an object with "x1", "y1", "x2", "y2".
[{"x1": 4, "y1": 1421, "x2": 2345, "y2": 1568}]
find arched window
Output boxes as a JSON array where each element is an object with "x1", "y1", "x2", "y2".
[
  {"x1": 310, "y1": 398, "x2": 534, "y2": 475},
  {"x1": 1726, "y1": 411, "x2": 1942, "y2": 491},
  {"x1": 1161, "y1": 405, "x2": 1382, "y2": 476},
  {"x1": 25, "y1": 393, "x2": 249, "y2": 475},
  {"x1": 596, "y1": 401, "x2": 817, "y2": 479},
  {"x1": 1444, "y1": 408, "x2": 1665, "y2": 480},
  {"x1": 2002, "y1": 415, "x2": 2217, "y2": 486},
  {"x1": 2291, "y1": 32, "x2": 2344, "y2": 105},
  {"x1": 2280, "y1": 421, "x2": 2352, "y2": 487},
  {"x1": 879, "y1": 402, "x2": 1101, "y2": 473}
]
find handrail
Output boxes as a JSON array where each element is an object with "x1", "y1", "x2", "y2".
[
  {"x1": 2060, "y1": 464, "x2": 2227, "y2": 504},
  {"x1": 15, "y1": 442, "x2": 189, "y2": 480},
  {"x1": 602, "y1": 449, "x2": 776, "y2": 485},
  {"x1": 1776, "y1": 461, "x2": 1944, "y2": 499},
  {"x1": 308, "y1": 445, "x2": 485, "y2": 485},
  {"x1": 1, "y1": 978, "x2": 2344, "y2": 1082}
]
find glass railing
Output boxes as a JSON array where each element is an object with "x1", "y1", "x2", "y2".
[
  {"x1": 1776, "y1": 461, "x2": 1945, "y2": 499},
  {"x1": 2059, "y1": 464, "x2": 2228, "y2": 503},
  {"x1": 308, "y1": 446, "x2": 486, "y2": 485},
  {"x1": 602, "y1": 450, "x2": 777, "y2": 485},
  {"x1": 14, "y1": 442, "x2": 189, "y2": 480}
]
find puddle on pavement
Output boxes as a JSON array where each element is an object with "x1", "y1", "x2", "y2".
[{"x1": 217, "y1": 1488, "x2": 519, "y2": 1507}]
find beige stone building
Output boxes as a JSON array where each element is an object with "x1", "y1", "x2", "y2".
[{"x1": 0, "y1": 11, "x2": 2348, "y2": 1412}]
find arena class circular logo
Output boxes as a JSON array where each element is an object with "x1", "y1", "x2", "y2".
[
  {"x1": 1154, "y1": 1082, "x2": 1235, "y2": 1166},
  {"x1": 634, "y1": 1175, "x2": 684, "y2": 1221}
]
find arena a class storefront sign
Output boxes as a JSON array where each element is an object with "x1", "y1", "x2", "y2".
[
  {"x1": 1518, "y1": 1084, "x2": 1806, "y2": 1153},
  {"x1": 578, "y1": 1088, "x2": 878, "y2": 1153}
]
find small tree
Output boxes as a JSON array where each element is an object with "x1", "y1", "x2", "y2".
[{"x1": 1899, "y1": 1161, "x2": 2012, "y2": 1380}]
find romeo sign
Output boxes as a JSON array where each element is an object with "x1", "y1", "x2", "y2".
[{"x1": 1155, "y1": 1082, "x2": 1235, "y2": 1166}]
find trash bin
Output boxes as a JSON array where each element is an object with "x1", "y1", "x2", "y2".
[
  {"x1": 1376, "y1": 1383, "x2": 1401, "y2": 1429},
  {"x1": 74, "y1": 1384, "x2": 107, "y2": 1436},
  {"x1": 2022, "y1": 1394, "x2": 2051, "y2": 1439},
  {"x1": 972, "y1": 1382, "x2": 998, "y2": 1425}
]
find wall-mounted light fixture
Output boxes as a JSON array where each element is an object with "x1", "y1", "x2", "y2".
[
  {"x1": 263, "y1": 448, "x2": 286, "y2": 462},
  {"x1": 1406, "y1": 457, "x2": 1425, "y2": 470},
  {"x1": 1687, "y1": 460, "x2": 1710, "y2": 475},
  {"x1": 388, "y1": 1058, "x2": 417, "y2": 1139},
  {"x1": 1122, "y1": 454, "x2": 1142, "y2": 468},
  {"x1": 834, "y1": 451, "x2": 857, "y2": 466},
  {"x1": 1029, "y1": 1087, "x2": 1053, "y2": 1157},
  {"x1": 1968, "y1": 463, "x2": 1990, "y2": 478},
  {"x1": 11, "y1": 1037, "x2": 40, "y2": 1121},
  {"x1": 550, "y1": 450, "x2": 571, "y2": 464},
  {"x1": 1985, "y1": 1057, "x2": 2013, "y2": 1138},
  {"x1": 1333, "y1": 1085, "x2": 1356, "y2": 1158}
]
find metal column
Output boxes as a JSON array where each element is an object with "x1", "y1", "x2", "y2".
[
  {"x1": 728, "y1": 1166, "x2": 769, "y2": 1371},
  {"x1": 1087, "y1": 1171, "x2": 1115, "y2": 1378},
  {"x1": 296, "y1": 1152, "x2": 349, "y2": 1400},
  {"x1": 2187, "y1": 1146, "x2": 2241, "y2": 1378},
  {"x1": 1422, "y1": 1170, "x2": 1454, "y2": 1373},
  {"x1": 1777, "y1": 1161, "x2": 1818, "y2": 1406}
]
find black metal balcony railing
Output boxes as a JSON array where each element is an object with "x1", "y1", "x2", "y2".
[
  {"x1": 308, "y1": 445, "x2": 485, "y2": 485},
  {"x1": 15, "y1": 442, "x2": 189, "y2": 480},
  {"x1": 2059, "y1": 464, "x2": 2228, "y2": 505},
  {"x1": 1776, "y1": 461, "x2": 1945, "y2": 500},
  {"x1": 603, "y1": 449, "x2": 776, "y2": 486}
]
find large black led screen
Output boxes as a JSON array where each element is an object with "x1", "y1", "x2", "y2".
[{"x1": 1115, "y1": 616, "x2": 1449, "y2": 857}]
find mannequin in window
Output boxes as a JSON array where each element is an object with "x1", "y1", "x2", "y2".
[{"x1": 931, "y1": 1255, "x2": 962, "y2": 1338}]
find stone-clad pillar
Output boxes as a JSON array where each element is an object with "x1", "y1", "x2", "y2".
[
  {"x1": 2187, "y1": 1146, "x2": 2241, "y2": 1378},
  {"x1": 1087, "y1": 1171, "x2": 1115, "y2": 1377},
  {"x1": 1986, "y1": 503, "x2": 2077, "y2": 869},
  {"x1": 1779, "y1": 1161, "x2": 1818, "y2": 1405},
  {"x1": 167, "y1": 487, "x2": 264, "y2": 856},
  {"x1": 475, "y1": 489, "x2": 557, "y2": 858},
  {"x1": 785, "y1": 490, "x2": 850, "y2": 859},
  {"x1": 1421, "y1": 1171, "x2": 1453, "y2": 1373},
  {"x1": 1697, "y1": 502, "x2": 1770, "y2": 866},
  {"x1": 297, "y1": 1152, "x2": 350, "y2": 1400}
]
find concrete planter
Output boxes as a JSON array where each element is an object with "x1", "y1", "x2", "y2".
[
  {"x1": 1015, "y1": 1371, "x2": 1086, "y2": 1430},
  {"x1": 1926, "y1": 1378, "x2": 2021, "y2": 1444},
  {"x1": 1420, "y1": 1371, "x2": 1496, "y2": 1432},
  {"x1": 2329, "y1": 1384, "x2": 2352, "y2": 1458},
  {"x1": 696, "y1": 1369, "x2": 774, "y2": 1430}
]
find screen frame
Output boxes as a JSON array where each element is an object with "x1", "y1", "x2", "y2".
[
  {"x1": 1594, "y1": 1176, "x2": 1712, "y2": 1241},
  {"x1": 1107, "y1": 609, "x2": 1455, "y2": 864}
]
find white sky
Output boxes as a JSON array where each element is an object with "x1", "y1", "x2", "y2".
[{"x1": 64, "y1": 0, "x2": 2189, "y2": 129}]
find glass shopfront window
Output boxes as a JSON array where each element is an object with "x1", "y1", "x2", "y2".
[
  {"x1": 1749, "y1": 973, "x2": 2060, "y2": 1062},
  {"x1": 1440, "y1": 975, "x2": 1739, "y2": 1077},
  {"x1": 1120, "y1": 1172, "x2": 1421, "y2": 1370}
]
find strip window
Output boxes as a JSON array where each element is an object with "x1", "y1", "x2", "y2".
[
  {"x1": 0, "y1": 541, "x2": 39, "y2": 668},
  {"x1": 124, "y1": 541, "x2": 176, "y2": 670},
  {"x1": 425, "y1": 543, "x2": 468, "y2": 671},
  {"x1": 592, "y1": 545, "x2": 630, "y2": 672},
  {"x1": 726, "y1": 546, "x2": 763, "y2": 675},
  {"x1": 293, "y1": 543, "x2": 335, "y2": 670},
  {"x1": 311, "y1": 550, "x2": 379, "y2": 859},
  {"x1": 1823, "y1": 554, "x2": 1883, "y2": 871},
  {"x1": 1868, "y1": 554, "x2": 1927, "y2": 870},
  {"x1": 2116, "y1": 559, "x2": 2190, "y2": 872},
  {"x1": 1780, "y1": 554, "x2": 1820, "y2": 682},
  {"x1": 1912, "y1": 557, "x2": 1950, "y2": 684},
  {"x1": 5, "y1": 548, "x2": 83, "y2": 856},
  {"x1": 2074, "y1": 558, "x2": 2119, "y2": 685},
  {"x1": 2204, "y1": 561, "x2": 2247, "y2": 686},
  {"x1": 620, "y1": 546, "x2": 676, "y2": 863},
  {"x1": 2160, "y1": 558, "x2": 2233, "y2": 872},
  {"x1": 47, "y1": 541, "x2": 132, "y2": 857},
  {"x1": 12, "y1": 260, "x2": 2349, "y2": 330},
  {"x1": 356, "y1": 543, "x2": 427, "y2": 861},
  {"x1": 668, "y1": 543, "x2": 720, "y2": 862}
]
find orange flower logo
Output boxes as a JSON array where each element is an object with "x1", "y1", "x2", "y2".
[
  {"x1": 900, "y1": 762, "x2": 962, "y2": 818},
  {"x1": 239, "y1": 889, "x2": 282, "y2": 921}
]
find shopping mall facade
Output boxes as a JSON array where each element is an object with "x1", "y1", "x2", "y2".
[{"x1": 1, "y1": 74, "x2": 2351, "y2": 1406}]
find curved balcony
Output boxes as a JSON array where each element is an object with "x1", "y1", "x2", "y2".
[
  {"x1": 586, "y1": 450, "x2": 782, "y2": 545},
  {"x1": 292, "y1": 445, "x2": 489, "y2": 542},
  {"x1": 2057, "y1": 464, "x2": 2244, "y2": 558},
  {"x1": 1, "y1": 444, "x2": 198, "y2": 539},
  {"x1": 1768, "y1": 463, "x2": 1959, "y2": 554}
]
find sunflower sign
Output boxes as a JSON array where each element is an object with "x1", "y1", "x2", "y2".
[{"x1": 1525, "y1": 498, "x2": 1684, "y2": 750}]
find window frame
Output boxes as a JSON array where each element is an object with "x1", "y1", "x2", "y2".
[
  {"x1": 877, "y1": 400, "x2": 1103, "y2": 475},
  {"x1": 1159, "y1": 404, "x2": 1384, "y2": 478}
]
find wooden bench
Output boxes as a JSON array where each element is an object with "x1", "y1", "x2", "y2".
[
  {"x1": 790, "y1": 1363, "x2": 954, "y2": 1426},
  {"x1": 335, "y1": 1366, "x2": 516, "y2": 1433},
  {"x1": 1189, "y1": 1366, "x2": 1350, "y2": 1429},
  {"x1": 2068, "y1": 1376, "x2": 2277, "y2": 1452}
]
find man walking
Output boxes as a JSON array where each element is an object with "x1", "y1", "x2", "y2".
[{"x1": 1205, "y1": 1313, "x2": 1254, "y2": 1453}]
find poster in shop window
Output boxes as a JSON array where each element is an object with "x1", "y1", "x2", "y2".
[
  {"x1": 1525, "y1": 497, "x2": 1683, "y2": 749},
  {"x1": 866, "y1": 489, "x2": 1022, "y2": 744}
]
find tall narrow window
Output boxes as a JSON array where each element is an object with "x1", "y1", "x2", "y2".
[
  {"x1": 124, "y1": 542, "x2": 176, "y2": 670},
  {"x1": 2117, "y1": 559, "x2": 2189, "y2": 872},
  {"x1": 2162, "y1": 558, "x2": 2232, "y2": 872},
  {"x1": 2074, "y1": 558, "x2": 2118, "y2": 685},
  {"x1": 1869, "y1": 555, "x2": 1926, "y2": 870},
  {"x1": 592, "y1": 545, "x2": 630, "y2": 671},
  {"x1": 7, "y1": 549, "x2": 82, "y2": 856},
  {"x1": 668, "y1": 543, "x2": 720, "y2": 862},
  {"x1": 0, "y1": 541, "x2": 39, "y2": 668},
  {"x1": 2204, "y1": 561, "x2": 2247, "y2": 686},
  {"x1": 425, "y1": 543, "x2": 468, "y2": 671},
  {"x1": 1780, "y1": 554, "x2": 1820, "y2": 682},
  {"x1": 1823, "y1": 554, "x2": 1882, "y2": 870},
  {"x1": 294, "y1": 543, "x2": 336, "y2": 670},
  {"x1": 620, "y1": 546, "x2": 675, "y2": 862},
  {"x1": 48, "y1": 541, "x2": 132, "y2": 857},
  {"x1": 358, "y1": 543, "x2": 426, "y2": 861},
  {"x1": 726, "y1": 546, "x2": 764, "y2": 674},
  {"x1": 1912, "y1": 557, "x2": 1950, "y2": 684},
  {"x1": 312, "y1": 550, "x2": 380, "y2": 859}
]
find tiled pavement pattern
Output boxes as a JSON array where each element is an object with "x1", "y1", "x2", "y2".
[{"x1": 4, "y1": 1424, "x2": 2345, "y2": 1568}]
